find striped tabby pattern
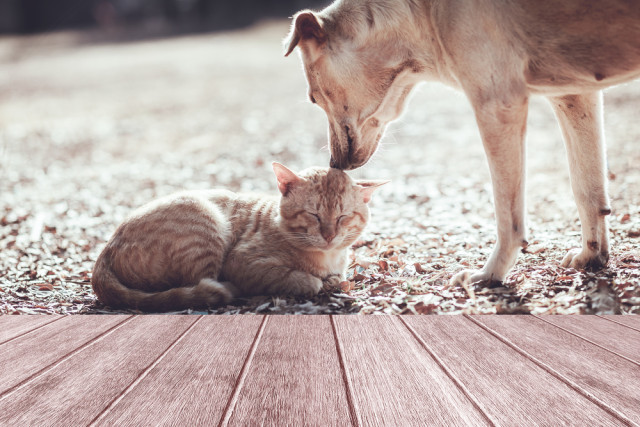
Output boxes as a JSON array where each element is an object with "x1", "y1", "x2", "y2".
[{"x1": 91, "y1": 163, "x2": 386, "y2": 312}]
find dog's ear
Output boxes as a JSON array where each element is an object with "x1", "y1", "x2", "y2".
[
  {"x1": 284, "y1": 11, "x2": 326, "y2": 57},
  {"x1": 355, "y1": 180, "x2": 390, "y2": 203}
]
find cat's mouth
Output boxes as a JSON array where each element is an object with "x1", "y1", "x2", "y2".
[
  {"x1": 314, "y1": 241, "x2": 334, "y2": 250},
  {"x1": 312, "y1": 238, "x2": 341, "y2": 251}
]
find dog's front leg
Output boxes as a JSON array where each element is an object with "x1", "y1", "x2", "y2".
[
  {"x1": 549, "y1": 92, "x2": 610, "y2": 269},
  {"x1": 451, "y1": 89, "x2": 529, "y2": 287}
]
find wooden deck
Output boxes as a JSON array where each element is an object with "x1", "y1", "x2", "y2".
[{"x1": 0, "y1": 315, "x2": 638, "y2": 426}]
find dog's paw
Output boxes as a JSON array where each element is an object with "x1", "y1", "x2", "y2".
[
  {"x1": 561, "y1": 248, "x2": 609, "y2": 270},
  {"x1": 449, "y1": 269, "x2": 503, "y2": 288}
]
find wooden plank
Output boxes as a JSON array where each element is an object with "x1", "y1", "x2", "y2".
[
  {"x1": 599, "y1": 315, "x2": 640, "y2": 331},
  {"x1": 474, "y1": 315, "x2": 640, "y2": 424},
  {"x1": 403, "y1": 316, "x2": 625, "y2": 426},
  {"x1": 537, "y1": 315, "x2": 640, "y2": 363},
  {"x1": 0, "y1": 315, "x2": 196, "y2": 426},
  {"x1": 0, "y1": 315, "x2": 128, "y2": 395},
  {"x1": 226, "y1": 316, "x2": 352, "y2": 426},
  {"x1": 332, "y1": 316, "x2": 490, "y2": 426},
  {"x1": 94, "y1": 315, "x2": 264, "y2": 426},
  {"x1": 0, "y1": 315, "x2": 62, "y2": 344}
]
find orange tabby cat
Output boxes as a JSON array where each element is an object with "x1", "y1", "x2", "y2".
[{"x1": 91, "y1": 163, "x2": 386, "y2": 312}]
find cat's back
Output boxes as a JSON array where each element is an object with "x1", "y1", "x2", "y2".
[
  {"x1": 106, "y1": 188, "x2": 281, "y2": 256},
  {"x1": 217, "y1": 191, "x2": 280, "y2": 243},
  {"x1": 123, "y1": 189, "x2": 234, "y2": 224}
]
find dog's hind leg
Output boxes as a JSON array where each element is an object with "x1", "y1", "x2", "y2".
[
  {"x1": 549, "y1": 91, "x2": 610, "y2": 270},
  {"x1": 451, "y1": 85, "x2": 530, "y2": 287}
]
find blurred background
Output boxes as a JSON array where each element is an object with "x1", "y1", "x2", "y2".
[{"x1": 0, "y1": 0, "x2": 323, "y2": 34}]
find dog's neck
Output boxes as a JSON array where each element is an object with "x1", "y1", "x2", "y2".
[{"x1": 321, "y1": 0, "x2": 447, "y2": 82}]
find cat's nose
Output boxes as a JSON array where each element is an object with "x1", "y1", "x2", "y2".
[{"x1": 321, "y1": 230, "x2": 336, "y2": 243}]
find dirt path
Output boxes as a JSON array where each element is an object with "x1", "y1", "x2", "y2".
[{"x1": 1, "y1": 22, "x2": 639, "y2": 314}]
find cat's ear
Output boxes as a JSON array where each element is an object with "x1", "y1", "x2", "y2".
[
  {"x1": 355, "y1": 180, "x2": 389, "y2": 203},
  {"x1": 284, "y1": 11, "x2": 327, "y2": 57},
  {"x1": 272, "y1": 162, "x2": 303, "y2": 196}
]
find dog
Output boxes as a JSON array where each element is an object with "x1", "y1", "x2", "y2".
[{"x1": 284, "y1": 0, "x2": 640, "y2": 286}]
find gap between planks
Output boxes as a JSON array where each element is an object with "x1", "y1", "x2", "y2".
[
  {"x1": 218, "y1": 316, "x2": 363, "y2": 427},
  {"x1": 88, "y1": 315, "x2": 204, "y2": 426},
  {"x1": 0, "y1": 316, "x2": 64, "y2": 346},
  {"x1": 330, "y1": 315, "x2": 363, "y2": 427},
  {"x1": 218, "y1": 315, "x2": 269, "y2": 427},
  {"x1": 596, "y1": 315, "x2": 640, "y2": 334},
  {"x1": 533, "y1": 315, "x2": 640, "y2": 368},
  {"x1": 0, "y1": 315, "x2": 134, "y2": 403},
  {"x1": 465, "y1": 315, "x2": 637, "y2": 427},
  {"x1": 398, "y1": 317, "x2": 499, "y2": 427}
]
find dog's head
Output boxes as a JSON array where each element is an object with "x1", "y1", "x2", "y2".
[{"x1": 285, "y1": 10, "x2": 421, "y2": 170}]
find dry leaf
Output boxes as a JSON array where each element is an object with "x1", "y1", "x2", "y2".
[
  {"x1": 413, "y1": 301, "x2": 437, "y2": 314},
  {"x1": 619, "y1": 213, "x2": 631, "y2": 223},
  {"x1": 340, "y1": 281, "x2": 355, "y2": 292},
  {"x1": 38, "y1": 283, "x2": 54, "y2": 291},
  {"x1": 414, "y1": 263, "x2": 427, "y2": 274},
  {"x1": 370, "y1": 282, "x2": 394, "y2": 295}
]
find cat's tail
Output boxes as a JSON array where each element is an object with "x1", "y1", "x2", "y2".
[{"x1": 91, "y1": 263, "x2": 233, "y2": 312}]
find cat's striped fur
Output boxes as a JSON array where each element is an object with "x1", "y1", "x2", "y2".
[{"x1": 91, "y1": 163, "x2": 386, "y2": 312}]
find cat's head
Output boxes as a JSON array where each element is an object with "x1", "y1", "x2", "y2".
[{"x1": 272, "y1": 162, "x2": 387, "y2": 251}]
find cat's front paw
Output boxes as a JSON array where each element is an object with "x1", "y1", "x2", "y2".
[
  {"x1": 322, "y1": 274, "x2": 344, "y2": 291},
  {"x1": 287, "y1": 271, "x2": 323, "y2": 297}
]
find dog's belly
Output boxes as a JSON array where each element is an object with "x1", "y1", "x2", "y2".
[
  {"x1": 525, "y1": 67, "x2": 640, "y2": 96},
  {"x1": 513, "y1": 0, "x2": 640, "y2": 94}
]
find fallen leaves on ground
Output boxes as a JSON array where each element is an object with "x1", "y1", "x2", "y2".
[{"x1": 1, "y1": 22, "x2": 639, "y2": 315}]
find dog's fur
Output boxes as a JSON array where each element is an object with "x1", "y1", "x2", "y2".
[{"x1": 285, "y1": 0, "x2": 640, "y2": 285}]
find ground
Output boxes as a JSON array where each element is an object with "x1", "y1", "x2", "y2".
[{"x1": 1, "y1": 22, "x2": 639, "y2": 315}]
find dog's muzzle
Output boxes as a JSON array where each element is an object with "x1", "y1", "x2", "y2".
[
  {"x1": 329, "y1": 123, "x2": 364, "y2": 170},
  {"x1": 330, "y1": 154, "x2": 367, "y2": 170}
]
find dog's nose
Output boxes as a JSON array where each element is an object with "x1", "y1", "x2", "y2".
[
  {"x1": 330, "y1": 155, "x2": 346, "y2": 169},
  {"x1": 330, "y1": 154, "x2": 364, "y2": 170}
]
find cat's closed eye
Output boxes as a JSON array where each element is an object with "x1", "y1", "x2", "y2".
[{"x1": 309, "y1": 213, "x2": 321, "y2": 222}]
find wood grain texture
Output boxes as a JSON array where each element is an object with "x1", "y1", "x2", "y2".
[
  {"x1": 600, "y1": 315, "x2": 640, "y2": 331},
  {"x1": 0, "y1": 315, "x2": 61, "y2": 344},
  {"x1": 537, "y1": 315, "x2": 640, "y2": 364},
  {"x1": 0, "y1": 315, "x2": 196, "y2": 426},
  {"x1": 403, "y1": 316, "x2": 625, "y2": 425},
  {"x1": 96, "y1": 315, "x2": 263, "y2": 426},
  {"x1": 332, "y1": 316, "x2": 490, "y2": 426},
  {"x1": 0, "y1": 314, "x2": 638, "y2": 426},
  {"x1": 227, "y1": 316, "x2": 352, "y2": 427},
  {"x1": 0, "y1": 315, "x2": 127, "y2": 395},
  {"x1": 474, "y1": 315, "x2": 640, "y2": 423}
]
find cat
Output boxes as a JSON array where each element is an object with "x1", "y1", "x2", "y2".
[{"x1": 91, "y1": 162, "x2": 387, "y2": 312}]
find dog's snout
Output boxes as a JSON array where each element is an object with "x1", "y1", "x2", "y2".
[
  {"x1": 329, "y1": 120, "x2": 372, "y2": 170},
  {"x1": 329, "y1": 155, "x2": 341, "y2": 169},
  {"x1": 344, "y1": 125, "x2": 354, "y2": 159}
]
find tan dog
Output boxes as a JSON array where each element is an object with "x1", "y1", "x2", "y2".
[{"x1": 284, "y1": 0, "x2": 640, "y2": 286}]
